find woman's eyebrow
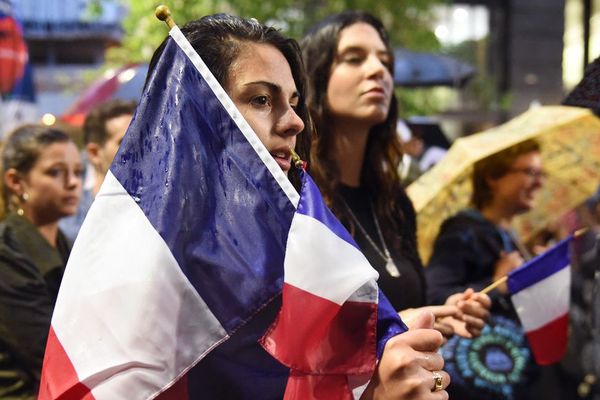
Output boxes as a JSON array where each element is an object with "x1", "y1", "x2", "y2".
[{"x1": 244, "y1": 81, "x2": 300, "y2": 100}]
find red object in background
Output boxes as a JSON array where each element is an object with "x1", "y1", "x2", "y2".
[
  {"x1": 61, "y1": 63, "x2": 148, "y2": 126},
  {"x1": 0, "y1": 16, "x2": 28, "y2": 95}
]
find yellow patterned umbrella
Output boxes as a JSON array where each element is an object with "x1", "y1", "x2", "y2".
[{"x1": 407, "y1": 105, "x2": 600, "y2": 263}]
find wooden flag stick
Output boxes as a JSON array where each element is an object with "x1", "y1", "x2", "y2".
[{"x1": 481, "y1": 276, "x2": 507, "y2": 295}]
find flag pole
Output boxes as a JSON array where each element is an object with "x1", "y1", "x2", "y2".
[
  {"x1": 480, "y1": 227, "x2": 588, "y2": 295},
  {"x1": 155, "y1": 5, "x2": 176, "y2": 29},
  {"x1": 480, "y1": 276, "x2": 507, "y2": 295}
]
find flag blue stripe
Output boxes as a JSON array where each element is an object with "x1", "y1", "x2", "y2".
[
  {"x1": 507, "y1": 236, "x2": 571, "y2": 295},
  {"x1": 296, "y1": 172, "x2": 361, "y2": 251},
  {"x1": 376, "y1": 290, "x2": 408, "y2": 358},
  {"x1": 110, "y1": 38, "x2": 295, "y2": 334}
]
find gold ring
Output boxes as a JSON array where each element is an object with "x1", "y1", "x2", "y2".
[{"x1": 432, "y1": 372, "x2": 443, "y2": 392}]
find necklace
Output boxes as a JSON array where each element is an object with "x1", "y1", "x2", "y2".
[{"x1": 340, "y1": 198, "x2": 401, "y2": 277}]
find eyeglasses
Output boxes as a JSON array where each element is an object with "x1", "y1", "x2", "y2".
[{"x1": 508, "y1": 167, "x2": 547, "y2": 180}]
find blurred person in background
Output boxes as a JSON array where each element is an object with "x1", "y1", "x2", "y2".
[
  {"x1": 426, "y1": 139, "x2": 562, "y2": 399},
  {"x1": 301, "y1": 10, "x2": 490, "y2": 348},
  {"x1": 0, "y1": 125, "x2": 82, "y2": 398},
  {"x1": 59, "y1": 100, "x2": 136, "y2": 242}
]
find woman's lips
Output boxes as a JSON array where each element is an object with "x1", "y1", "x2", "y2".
[
  {"x1": 362, "y1": 87, "x2": 387, "y2": 99},
  {"x1": 271, "y1": 151, "x2": 291, "y2": 172}
]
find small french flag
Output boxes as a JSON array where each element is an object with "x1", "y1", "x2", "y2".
[{"x1": 507, "y1": 236, "x2": 572, "y2": 365}]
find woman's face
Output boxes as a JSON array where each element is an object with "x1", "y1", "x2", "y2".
[
  {"x1": 326, "y1": 22, "x2": 393, "y2": 126},
  {"x1": 225, "y1": 42, "x2": 305, "y2": 175},
  {"x1": 18, "y1": 141, "x2": 83, "y2": 223},
  {"x1": 489, "y1": 151, "x2": 544, "y2": 215}
]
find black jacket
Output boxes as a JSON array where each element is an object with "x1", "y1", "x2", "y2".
[
  {"x1": 426, "y1": 209, "x2": 518, "y2": 315},
  {"x1": 0, "y1": 214, "x2": 70, "y2": 399}
]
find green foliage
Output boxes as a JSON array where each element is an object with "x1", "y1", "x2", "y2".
[{"x1": 107, "y1": 0, "x2": 444, "y2": 63}]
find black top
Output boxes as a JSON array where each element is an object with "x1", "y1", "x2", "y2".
[
  {"x1": 337, "y1": 185, "x2": 425, "y2": 311},
  {"x1": 0, "y1": 214, "x2": 71, "y2": 399},
  {"x1": 426, "y1": 209, "x2": 519, "y2": 316}
]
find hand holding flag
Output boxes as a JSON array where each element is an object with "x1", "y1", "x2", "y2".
[{"x1": 507, "y1": 236, "x2": 572, "y2": 365}]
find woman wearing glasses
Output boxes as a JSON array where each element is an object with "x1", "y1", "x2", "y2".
[{"x1": 426, "y1": 139, "x2": 549, "y2": 399}]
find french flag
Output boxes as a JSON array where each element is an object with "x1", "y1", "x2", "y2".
[
  {"x1": 507, "y1": 236, "x2": 572, "y2": 365},
  {"x1": 38, "y1": 23, "x2": 406, "y2": 400}
]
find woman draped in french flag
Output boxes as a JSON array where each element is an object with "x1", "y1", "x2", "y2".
[{"x1": 39, "y1": 11, "x2": 450, "y2": 400}]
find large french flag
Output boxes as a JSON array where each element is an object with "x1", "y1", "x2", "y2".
[
  {"x1": 38, "y1": 23, "x2": 406, "y2": 400},
  {"x1": 507, "y1": 236, "x2": 572, "y2": 365}
]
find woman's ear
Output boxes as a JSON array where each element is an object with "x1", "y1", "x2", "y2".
[
  {"x1": 86, "y1": 142, "x2": 102, "y2": 172},
  {"x1": 4, "y1": 168, "x2": 24, "y2": 197}
]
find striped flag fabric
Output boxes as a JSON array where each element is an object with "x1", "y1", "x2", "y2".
[
  {"x1": 507, "y1": 236, "x2": 572, "y2": 365},
  {"x1": 38, "y1": 24, "x2": 406, "y2": 400}
]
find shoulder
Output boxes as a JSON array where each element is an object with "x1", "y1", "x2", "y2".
[
  {"x1": 0, "y1": 219, "x2": 45, "y2": 286},
  {"x1": 439, "y1": 209, "x2": 491, "y2": 232}
]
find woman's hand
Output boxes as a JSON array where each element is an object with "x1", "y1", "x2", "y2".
[
  {"x1": 399, "y1": 306, "x2": 463, "y2": 339},
  {"x1": 443, "y1": 288, "x2": 491, "y2": 338},
  {"x1": 492, "y1": 251, "x2": 524, "y2": 293},
  {"x1": 361, "y1": 311, "x2": 450, "y2": 400}
]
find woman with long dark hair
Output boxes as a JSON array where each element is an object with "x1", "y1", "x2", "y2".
[{"x1": 301, "y1": 11, "x2": 490, "y2": 336}]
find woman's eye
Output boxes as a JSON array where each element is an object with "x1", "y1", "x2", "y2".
[
  {"x1": 343, "y1": 56, "x2": 363, "y2": 64},
  {"x1": 250, "y1": 95, "x2": 270, "y2": 107},
  {"x1": 47, "y1": 168, "x2": 63, "y2": 178}
]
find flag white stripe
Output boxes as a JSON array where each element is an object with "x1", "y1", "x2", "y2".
[
  {"x1": 53, "y1": 172, "x2": 228, "y2": 399},
  {"x1": 511, "y1": 266, "x2": 570, "y2": 332},
  {"x1": 284, "y1": 213, "x2": 378, "y2": 305},
  {"x1": 168, "y1": 26, "x2": 300, "y2": 208}
]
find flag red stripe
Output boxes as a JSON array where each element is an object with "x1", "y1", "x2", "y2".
[
  {"x1": 262, "y1": 283, "x2": 377, "y2": 375},
  {"x1": 525, "y1": 313, "x2": 569, "y2": 365},
  {"x1": 38, "y1": 327, "x2": 94, "y2": 400},
  {"x1": 155, "y1": 374, "x2": 189, "y2": 400}
]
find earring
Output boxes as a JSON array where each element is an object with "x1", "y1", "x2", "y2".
[{"x1": 17, "y1": 192, "x2": 28, "y2": 216}]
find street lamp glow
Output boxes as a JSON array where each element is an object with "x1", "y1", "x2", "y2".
[
  {"x1": 41, "y1": 113, "x2": 56, "y2": 126},
  {"x1": 435, "y1": 25, "x2": 449, "y2": 41}
]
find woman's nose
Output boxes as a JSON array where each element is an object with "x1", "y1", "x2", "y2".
[
  {"x1": 277, "y1": 107, "x2": 304, "y2": 137},
  {"x1": 66, "y1": 171, "x2": 81, "y2": 189},
  {"x1": 365, "y1": 54, "x2": 387, "y2": 78}
]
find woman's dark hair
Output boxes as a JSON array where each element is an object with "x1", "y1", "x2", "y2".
[
  {"x1": 149, "y1": 14, "x2": 313, "y2": 186},
  {"x1": 1, "y1": 124, "x2": 73, "y2": 216},
  {"x1": 301, "y1": 11, "x2": 416, "y2": 265},
  {"x1": 471, "y1": 139, "x2": 541, "y2": 209}
]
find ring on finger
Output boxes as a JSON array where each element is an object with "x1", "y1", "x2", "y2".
[{"x1": 432, "y1": 371, "x2": 443, "y2": 392}]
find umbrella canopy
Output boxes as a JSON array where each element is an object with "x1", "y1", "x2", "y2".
[
  {"x1": 394, "y1": 49, "x2": 476, "y2": 88},
  {"x1": 407, "y1": 105, "x2": 600, "y2": 263},
  {"x1": 61, "y1": 63, "x2": 148, "y2": 126}
]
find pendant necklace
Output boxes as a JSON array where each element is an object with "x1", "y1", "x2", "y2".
[{"x1": 340, "y1": 198, "x2": 401, "y2": 278}]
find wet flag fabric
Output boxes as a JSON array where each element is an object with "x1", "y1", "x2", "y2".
[
  {"x1": 38, "y1": 25, "x2": 406, "y2": 400},
  {"x1": 507, "y1": 236, "x2": 572, "y2": 365}
]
